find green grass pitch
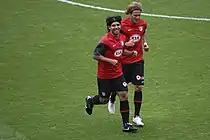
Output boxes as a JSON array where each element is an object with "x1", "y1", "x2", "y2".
[{"x1": 0, "y1": 0, "x2": 210, "y2": 139}]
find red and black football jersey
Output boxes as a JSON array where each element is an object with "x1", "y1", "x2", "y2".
[
  {"x1": 94, "y1": 32, "x2": 126, "y2": 79},
  {"x1": 121, "y1": 17, "x2": 147, "y2": 64}
]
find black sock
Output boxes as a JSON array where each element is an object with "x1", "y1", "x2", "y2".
[
  {"x1": 92, "y1": 95, "x2": 102, "y2": 105},
  {"x1": 120, "y1": 100, "x2": 129, "y2": 125},
  {"x1": 110, "y1": 92, "x2": 117, "y2": 103},
  {"x1": 134, "y1": 91, "x2": 142, "y2": 117}
]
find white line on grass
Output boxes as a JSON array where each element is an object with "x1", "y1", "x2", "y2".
[{"x1": 58, "y1": 0, "x2": 210, "y2": 22}]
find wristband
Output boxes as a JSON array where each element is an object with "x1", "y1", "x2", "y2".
[{"x1": 144, "y1": 42, "x2": 148, "y2": 46}]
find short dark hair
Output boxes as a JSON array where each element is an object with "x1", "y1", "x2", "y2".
[{"x1": 106, "y1": 16, "x2": 122, "y2": 26}]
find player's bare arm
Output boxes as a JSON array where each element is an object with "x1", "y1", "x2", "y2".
[
  {"x1": 94, "y1": 55, "x2": 118, "y2": 66},
  {"x1": 123, "y1": 49, "x2": 138, "y2": 56},
  {"x1": 124, "y1": 39, "x2": 135, "y2": 47},
  {"x1": 143, "y1": 30, "x2": 149, "y2": 52},
  {"x1": 93, "y1": 43, "x2": 118, "y2": 65}
]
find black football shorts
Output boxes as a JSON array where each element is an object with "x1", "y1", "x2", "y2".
[
  {"x1": 122, "y1": 60, "x2": 144, "y2": 86},
  {"x1": 97, "y1": 75, "x2": 128, "y2": 98}
]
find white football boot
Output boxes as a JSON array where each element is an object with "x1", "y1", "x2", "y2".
[
  {"x1": 108, "y1": 100, "x2": 115, "y2": 114},
  {"x1": 133, "y1": 116, "x2": 144, "y2": 126}
]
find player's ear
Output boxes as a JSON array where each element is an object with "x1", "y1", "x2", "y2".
[{"x1": 107, "y1": 25, "x2": 111, "y2": 32}]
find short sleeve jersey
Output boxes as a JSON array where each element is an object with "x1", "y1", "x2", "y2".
[
  {"x1": 121, "y1": 17, "x2": 147, "y2": 64},
  {"x1": 96, "y1": 32, "x2": 126, "y2": 79}
]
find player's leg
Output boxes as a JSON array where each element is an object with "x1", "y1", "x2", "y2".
[
  {"x1": 108, "y1": 64, "x2": 132, "y2": 113},
  {"x1": 131, "y1": 60, "x2": 144, "y2": 126},
  {"x1": 112, "y1": 75, "x2": 137, "y2": 132},
  {"x1": 85, "y1": 78, "x2": 111, "y2": 115},
  {"x1": 118, "y1": 91, "x2": 137, "y2": 132}
]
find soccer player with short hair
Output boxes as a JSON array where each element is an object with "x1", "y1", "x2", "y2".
[
  {"x1": 108, "y1": 2, "x2": 150, "y2": 127},
  {"x1": 85, "y1": 16, "x2": 138, "y2": 132}
]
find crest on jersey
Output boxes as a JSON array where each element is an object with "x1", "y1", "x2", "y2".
[
  {"x1": 139, "y1": 26, "x2": 143, "y2": 31},
  {"x1": 130, "y1": 34, "x2": 141, "y2": 42},
  {"x1": 114, "y1": 49, "x2": 123, "y2": 57},
  {"x1": 120, "y1": 41, "x2": 124, "y2": 46}
]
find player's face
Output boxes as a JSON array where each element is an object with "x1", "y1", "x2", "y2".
[
  {"x1": 109, "y1": 21, "x2": 121, "y2": 36},
  {"x1": 130, "y1": 10, "x2": 141, "y2": 24}
]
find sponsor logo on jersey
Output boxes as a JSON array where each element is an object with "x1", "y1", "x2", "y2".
[
  {"x1": 130, "y1": 34, "x2": 141, "y2": 42},
  {"x1": 114, "y1": 49, "x2": 123, "y2": 57}
]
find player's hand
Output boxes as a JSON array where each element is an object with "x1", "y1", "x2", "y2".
[
  {"x1": 144, "y1": 42, "x2": 149, "y2": 52},
  {"x1": 110, "y1": 59, "x2": 118, "y2": 66},
  {"x1": 125, "y1": 39, "x2": 135, "y2": 47},
  {"x1": 132, "y1": 50, "x2": 138, "y2": 56}
]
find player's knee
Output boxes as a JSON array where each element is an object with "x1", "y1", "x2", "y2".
[
  {"x1": 135, "y1": 85, "x2": 142, "y2": 92},
  {"x1": 118, "y1": 92, "x2": 128, "y2": 101},
  {"x1": 99, "y1": 96, "x2": 109, "y2": 104}
]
